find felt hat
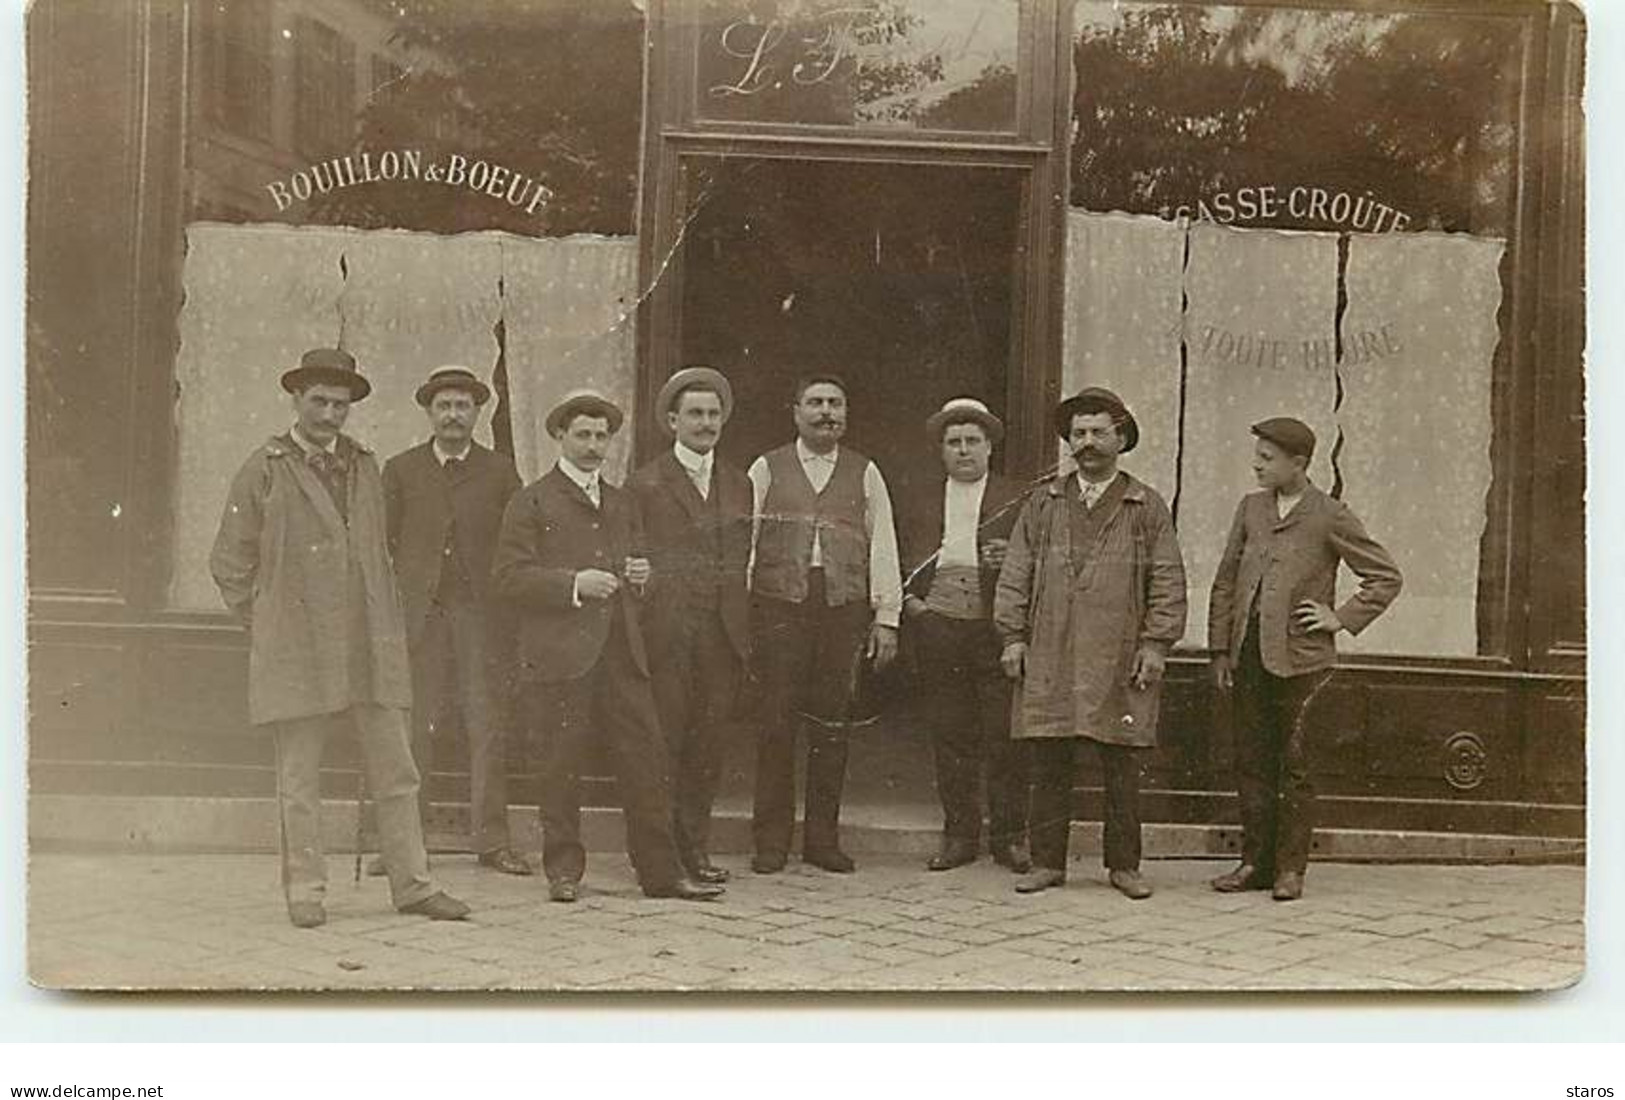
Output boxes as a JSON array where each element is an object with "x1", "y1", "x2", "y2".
[
  {"x1": 655, "y1": 366, "x2": 734, "y2": 430},
  {"x1": 280, "y1": 347, "x2": 372, "y2": 401},
  {"x1": 545, "y1": 389, "x2": 624, "y2": 437},
  {"x1": 925, "y1": 396, "x2": 1004, "y2": 444},
  {"x1": 1054, "y1": 386, "x2": 1138, "y2": 453}
]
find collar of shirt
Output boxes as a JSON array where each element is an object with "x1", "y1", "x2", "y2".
[
  {"x1": 433, "y1": 439, "x2": 473, "y2": 466},
  {"x1": 290, "y1": 424, "x2": 338, "y2": 457},
  {"x1": 1075, "y1": 471, "x2": 1115, "y2": 500},
  {"x1": 674, "y1": 440, "x2": 713, "y2": 479},
  {"x1": 1275, "y1": 488, "x2": 1305, "y2": 519},
  {"x1": 795, "y1": 438, "x2": 839, "y2": 467},
  {"x1": 557, "y1": 457, "x2": 600, "y2": 497}
]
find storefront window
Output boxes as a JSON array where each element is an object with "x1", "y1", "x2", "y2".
[
  {"x1": 690, "y1": 0, "x2": 1021, "y2": 132},
  {"x1": 1063, "y1": 2, "x2": 1531, "y2": 660}
]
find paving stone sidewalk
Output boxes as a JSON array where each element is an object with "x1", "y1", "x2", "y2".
[{"x1": 27, "y1": 853, "x2": 1583, "y2": 992}]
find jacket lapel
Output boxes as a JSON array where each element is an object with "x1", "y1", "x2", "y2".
[
  {"x1": 661, "y1": 450, "x2": 709, "y2": 525},
  {"x1": 278, "y1": 438, "x2": 348, "y2": 536}
]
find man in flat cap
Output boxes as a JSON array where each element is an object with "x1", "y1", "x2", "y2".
[
  {"x1": 379, "y1": 366, "x2": 528, "y2": 876},
  {"x1": 898, "y1": 397, "x2": 1032, "y2": 873},
  {"x1": 1208, "y1": 417, "x2": 1402, "y2": 900},
  {"x1": 628, "y1": 366, "x2": 752, "y2": 884},
  {"x1": 492, "y1": 389, "x2": 723, "y2": 902},
  {"x1": 994, "y1": 387, "x2": 1187, "y2": 899},
  {"x1": 210, "y1": 348, "x2": 471, "y2": 928},
  {"x1": 747, "y1": 373, "x2": 903, "y2": 874}
]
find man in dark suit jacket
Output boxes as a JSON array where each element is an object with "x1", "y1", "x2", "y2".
[
  {"x1": 628, "y1": 366, "x2": 751, "y2": 884},
  {"x1": 899, "y1": 398, "x2": 1032, "y2": 874},
  {"x1": 382, "y1": 366, "x2": 528, "y2": 875},
  {"x1": 1208, "y1": 417, "x2": 1402, "y2": 901},
  {"x1": 491, "y1": 390, "x2": 723, "y2": 903}
]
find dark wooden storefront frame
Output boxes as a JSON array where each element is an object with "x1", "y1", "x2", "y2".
[{"x1": 25, "y1": 0, "x2": 1587, "y2": 842}]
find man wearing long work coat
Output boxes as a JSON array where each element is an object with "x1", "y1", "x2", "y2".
[
  {"x1": 210, "y1": 347, "x2": 470, "y2": 929},
  {"x1": 994, "y1": 387, "x2": 1187, "y2": 900}
]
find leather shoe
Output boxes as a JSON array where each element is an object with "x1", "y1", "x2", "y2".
[
  {"x1": 548, "y1": 880, "x2": 579, "y2": 903},
  {"x1": 287, "y1": 902, "x2": 326, "y2": 929},
  {"x1": 1014, "y1": 868, "x2": 1066, "y2": 894},
  {"x1": 803, "y1": 847, "x2": 856, "y2": 873},
  {"x1": 926, "y1": 839, "x2": 978, "y2": 872},
  {"x1": 478, "y1": 847, "x2": 535, "y2": 876},
  {"x1": 400, "y1": 890, "x2": 471, "y2": 921},
  {"x1": 685, "y1": 857, "x2": 731, "y2": 884},
  {"x1": 1272, "y1": 872, "x2": 1305, "y2": 901},
  {"x1": 1211, "y1": 863, "x2": 1272, "y2": 893},
  {"x1": 991, "y1": 842, "x2": 1033, "y2": 874},
  {"x1": 751, "y1": 851, "x2": 787, "y2": 875},
  {"x1": 646, "y1": 879, "x2": 725, "y2": 902},
  {"x1": 1109, "y1": 869, "x2": 1154, "y2": 900}
]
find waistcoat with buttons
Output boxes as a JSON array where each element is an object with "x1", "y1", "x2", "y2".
[{"x1": 753, "y1": 443, "x2": 869, "y2": 607}]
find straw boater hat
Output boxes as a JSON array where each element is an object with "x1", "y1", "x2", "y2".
[
  {"x1": 280, "y1": 347, "x2": 372, "y2": 401},
  {"x1": 415, "y1": 365, "x2": 491, "y2": 408},
  {"x1": 1251, "y1": 416, "x2": 1316, "y2": 460},
  {"x1": 1053, "y1": 385, "x2": 1139, "y2": 454},
  {"x1": 925, "y1": 396, "x2": 1004, "y2": 444},
  {"x1": 655, "y1": 365, "x2": 734, "y2": 430},
  {"x1": 545, "y1": 388, "x2": 624, "y2": 437}
]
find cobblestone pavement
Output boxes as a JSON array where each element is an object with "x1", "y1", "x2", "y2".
[{"x1": 28, "y1": 853, "x2": 1583, "y2": 992}]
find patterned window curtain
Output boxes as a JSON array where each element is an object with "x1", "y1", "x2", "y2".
[{"x1": 1338, "y1": 232, "x2": 1504, "y2": 657}]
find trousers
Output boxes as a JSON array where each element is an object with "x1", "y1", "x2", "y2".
[
  {"x1": 271, "y1": 704, "x2": 435, "y2": 909},
  {"x1": 409, "y1": 598, "x2": 511, "y2": 854},
  {"x1": 1028, "y1": 738, "x2": 1143, "y2": 872},
  {"x1": 649, "y1": 607, "x2": 740, "y2": 871},
  {"x1": 751, "y1": 571, "x2": 872, "y2": 857},
  {"x1": 912, "y1": 610, "x2": 1028, "y2": 850},
  {"x1": 1232, "y1": 623, "x2": 1332, "y2": 876}
]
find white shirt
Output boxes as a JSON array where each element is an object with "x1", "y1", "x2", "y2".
[
  {"x1": 746, "y1": 439, "x2": 904, "y2": 629},
  {"x1": 1276, "y1": 488, "x2": 1305, "y2": 520},
  {"x1": 433, "y1": 439, "x2": 473, "y2": 466},
  {"x1": 1075, "y1": 470, "x2": 1116, "y2": 509},
  {"x1": 290, "y1": 423, "x2": 338, "y2": 457},
  {"x1": 938, "y1": 475, "x2": 988, "y2": 570},
  {"x1": 673, "y1": 440, "x2": 714, "y2": 500}
]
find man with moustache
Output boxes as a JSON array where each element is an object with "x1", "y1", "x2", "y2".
[
  {"x1": 1208, "y1": 417, "x2": 1401, "y2": 901},
  {"x1": 492, "y1": 390, "x2": 723, "y2": 903},
  {"x1": 379, "y1": 365, "x2": 528, "y2": 876},
  {"x1": 994, "y1": 387, "x2": 1186, "y2": 899},
  {"x1": 898, "y1": 397, "x2": 1032, "y2": 873},
  {"x1": 210, "y1": 348, "x2": 470, "y2": 928},
  {"x1": 747, "y1": 374, "x2": 903, "y2": 874},
  {"x1": 628, "y1": 367, "x2": 752, "y2": 885}
]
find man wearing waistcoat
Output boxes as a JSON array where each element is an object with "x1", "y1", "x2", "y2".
[
  {"x1": 492, "y1": 390, "x2": 723, "y2": 903},
  {"x1": 380, "y1": 365, "x2": 529, "y2": 876},
  {"x1": 994, "y1": 387, "x2": 1187, "y2": 900},
  {"x1": 210, "y1": 348, "x2": 471, "y2": 928},
  {"x1": 1208, "y1": 417, "x2": 1402, "y2": 901},
  {"x1": 628, "y1": 366, "x2": 752, "y2": 885},
  {"x1": 898, "y1": 397, "x2": 1032, "y2": 874},
  {"x1": 747, "y1": 374, "x2": 903, "y2": 874}
]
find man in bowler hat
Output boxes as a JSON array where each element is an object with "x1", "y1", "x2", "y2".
[
  {"x1": 380, "y1": 365, "x2": 529, "y2": 876},
  {"x1": 628, "y1": 366, "x2": 752, "y2": 884},
  {"x1": 492, "y1": 389, "x2": 724, "y2": 902},
  {"x1": 1208, "y1": 417, "x2": 1401, "y2": 900},
  {"x1": 210, "y1": 348, "x2": 471, "y2": 928},
  {"x1": 994, "y1": 387, "x2": 1187, "y2": 899},
  {"x1": 898, "y1": 397, "x2": 1032, "y2": 873}
]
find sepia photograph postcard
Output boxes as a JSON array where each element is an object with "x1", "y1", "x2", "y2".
[{"x1": 24, "y1": 0, "x2": 1587, "y2": 993}]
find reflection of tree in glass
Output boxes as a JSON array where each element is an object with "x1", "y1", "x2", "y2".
[
  {"x1": 1071, "y1": 4, "x2": 1522, "y2": 235},
  {"x1": 307, "y1": 0, "x2": 643, "y2": 237}
]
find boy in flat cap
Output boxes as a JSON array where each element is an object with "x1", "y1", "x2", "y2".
[
  {"x1": 1208, "y1": 417, "x2": 1402, "y2": 900},
  {"x1": 898, "y1": 397, "x2": 1032, "y2": 873},
  {"x1": 994, "y1": 387, "x2": 1187, "y2": 899},
  {"x1": 380, "y1": 366, "x2": 528, "y2": 876},
  {"x1": 492, "y1": 390, "x2": 723, "y2": 902},
  {"x1": 628, "y1": 367, "x2": 752, "y2": 884},
  {"x1": 210, "y1": 348, "x2": 470, "y2": 928}
]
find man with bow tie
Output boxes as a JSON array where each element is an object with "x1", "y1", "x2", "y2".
[
  {"x1": 492, "y1": 390, "x2": 723, "y2": 903},
  {"x1": 628, "y1": 367, "x2": 752, "y2": 885},
  {"x1": 379, "y1": 365, "x2": 528, "y2": 876},
  {"x1": 210, "y1": 348, "x2": 470, "y2": 928}
]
